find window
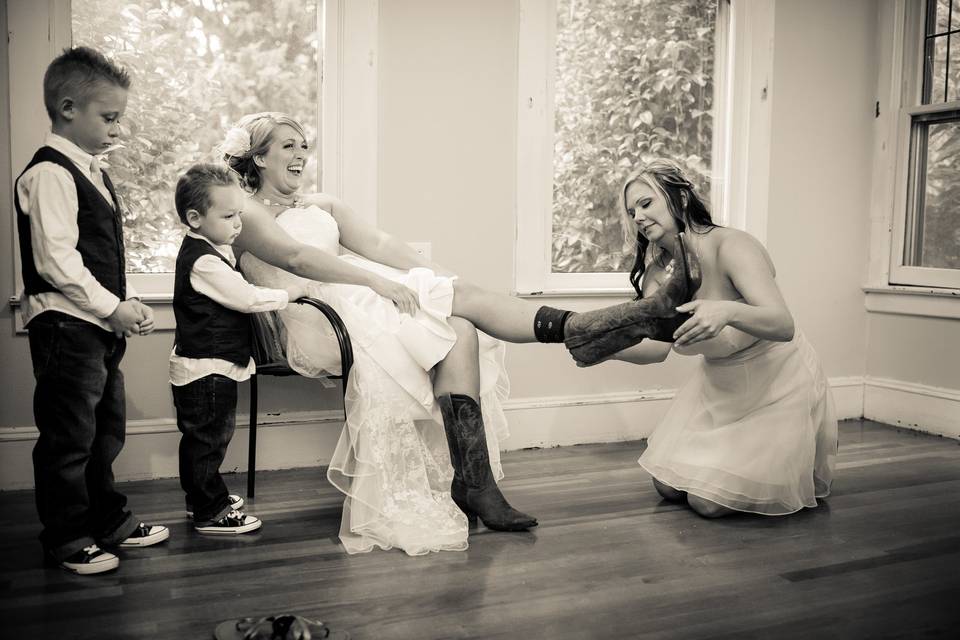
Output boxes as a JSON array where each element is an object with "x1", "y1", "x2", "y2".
[
  {"x1": 72, "y1": 0, "x2": 323, "y2": 287},
  {"x1": 8, "y1": 0, "x2": 378, "y2": 309},
  {"x1": 890, "y1": 0, "x2": 960, "y2": 289},
  {"x1": 516, "y1": 0, "x2": 728, "y2": 294}
]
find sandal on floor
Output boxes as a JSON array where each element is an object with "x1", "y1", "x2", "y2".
[{"x1": 214, "y1": 614, "x2": 350, "y2": 640}]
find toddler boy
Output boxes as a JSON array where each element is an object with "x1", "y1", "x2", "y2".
[{"x1": 171, "y1": 163, "x2": 306, "y2": 534}]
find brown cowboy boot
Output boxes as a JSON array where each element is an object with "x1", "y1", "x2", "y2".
[
  {"x1": 438, "y1": 393, "x2": 537, "y2": 531},
  {"x1": 563, "y1": 233, "x2": 701, "y2": 365}
]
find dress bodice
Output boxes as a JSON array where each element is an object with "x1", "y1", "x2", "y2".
[{"x1": 274, "y1": 204, "x2": 341, "y2": 256}]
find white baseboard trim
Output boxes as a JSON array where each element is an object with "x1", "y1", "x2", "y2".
[
  {"x1": 827, "y1": 375, "x2": 865, "y2": 421},
  {"x1": 863, "y1": 376, "x2": 960, "y2": 439},
  {"x1": 0, "y1": 376, "x2": 950, "y2": 491}
]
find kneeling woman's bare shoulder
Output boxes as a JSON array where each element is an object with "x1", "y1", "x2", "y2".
[{"x1": 713, "y1": 227, "x2": 777, "y2": 279}]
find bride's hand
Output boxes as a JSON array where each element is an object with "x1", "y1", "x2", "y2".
[{"x1": 371, "y1": 277, "x2": 420, "y2": 316}]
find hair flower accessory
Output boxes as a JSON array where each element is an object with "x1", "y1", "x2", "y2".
[{"x1": 218, "y1": 126, "x2": 251, "y2": 158}]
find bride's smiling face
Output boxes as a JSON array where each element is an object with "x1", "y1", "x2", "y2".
[{"x1": 256, "y1": 124, "x2": 309, "y2": 195}]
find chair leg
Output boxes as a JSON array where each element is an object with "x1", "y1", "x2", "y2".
[{"x1": 247, "y1": 374, "x2": 258, "y2": 499}]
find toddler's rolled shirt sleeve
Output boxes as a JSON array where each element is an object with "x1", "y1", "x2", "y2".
[
  {"x1": 190, "y1": 254, "x2": 289, "y2": 313},
  {"x1": 22, "y1": 165, "x2": 121, "y2": 319}
]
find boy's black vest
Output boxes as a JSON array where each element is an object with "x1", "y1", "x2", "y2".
[
  {"x1": 173, "y1": 236, "x2": 252, "y2": 367},
  {"x1": 15, "y1": 146, "x2": 126, "y2": 299}
]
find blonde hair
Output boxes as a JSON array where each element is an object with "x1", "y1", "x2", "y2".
[{"x1": 222, "y1": 112, "x2": 306, "y2": 192}]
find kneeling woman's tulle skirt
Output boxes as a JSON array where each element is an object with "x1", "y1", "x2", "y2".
[{"x1": 639, "y1": 331, "x2": 838, "y2": 515}]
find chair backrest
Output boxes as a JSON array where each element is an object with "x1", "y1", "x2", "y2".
[
  {"x1": 248, "y1": 298, "x2": 353, "y2": 383},
  {"x1": 250, "y1": 310, "x2": 289, "y2": 369}
]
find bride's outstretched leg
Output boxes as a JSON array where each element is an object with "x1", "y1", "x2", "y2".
[
  {"x1": 434, "y1": 318, "x2": 537, "y2": 531},
  {"x1": 449, "y1": 234, "x2": 700, "y2": 366},
  {"x1": 450, "y1": 281, "x2": 540, "y2": 343},
  {"x1": 449, "y1": 280, "x2": 577, "y2": 343}
]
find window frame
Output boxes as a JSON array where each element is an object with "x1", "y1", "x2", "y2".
[
  {"x1": 7, "y1": 0, "x2": 378, "y2": 309},
  {"x1": 514, "y1": 0, "x2": 733, "y2": 295},
  {"x1": 888, "y1": 0, "x2": 960, "y2": 290}
]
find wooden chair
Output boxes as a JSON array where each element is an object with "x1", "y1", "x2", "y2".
[{"x1": 247, "y1": 298, "x2": 353, "y2": 498}]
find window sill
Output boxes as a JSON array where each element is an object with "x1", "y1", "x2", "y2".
[
  {"x1": 8, "y1": 294, "x2": 177, "y2": 333},
  {"x1": 515, "y1": 288, "x2": 635, "y2": 299},
  {"x1": 863, "y1": 285, "x2": 960, "y2": 319}
]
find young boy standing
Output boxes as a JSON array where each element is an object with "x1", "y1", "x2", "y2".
[
  {"x1": 16, "y1": 47, "x2": 169, "y2": 575},
  {"x1": 171, "y1": 164, "x2": 306, "y2": 534}
]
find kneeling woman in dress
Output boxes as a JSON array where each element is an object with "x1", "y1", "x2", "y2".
[{"x1": 591, "y1": 160, "x2": 838, "y2": 518}]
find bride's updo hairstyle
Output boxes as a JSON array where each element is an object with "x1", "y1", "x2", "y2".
[
  {"x1": 219, "y1": 112, "x2": 306, "y2": 192},
  {"x1": 621, "y1": 159, "x2": 716, "y2": 299}
]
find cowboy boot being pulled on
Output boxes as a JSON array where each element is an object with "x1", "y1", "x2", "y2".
[
  {"x1": 564, "y1": 233, "x2": 702, "y2": 365},
  {"x1": 438, "y1": 393, "x2": 537, "y2": 531}
]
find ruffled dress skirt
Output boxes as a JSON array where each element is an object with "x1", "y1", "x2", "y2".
[
  {"x1": 242, "y1": 205, "x2": 509, "y2": 555},
  {"x1": 639, "y1": 331, "x2": 838, "y2": 515}
]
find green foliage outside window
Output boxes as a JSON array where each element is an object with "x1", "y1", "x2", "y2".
[
  {"x1": 72, "y1": 0, "x2": 321, "y2": 273},
  {"x1": 552, "y1": 0, "x2": 717, "y2": 273}
]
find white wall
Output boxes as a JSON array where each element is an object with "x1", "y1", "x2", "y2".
[
  {"x1": 764, "y1": 0, "x2": 873, "y2": 379},
  {"x1": 2, "y1": 0, "x2": 954, "y2": 490}
]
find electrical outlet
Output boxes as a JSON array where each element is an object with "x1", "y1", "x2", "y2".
[{"x1": 408, "y1": 242, "x2": 431, "y2": 260}]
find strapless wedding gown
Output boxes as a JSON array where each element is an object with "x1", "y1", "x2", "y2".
[
  {"x1": 640, "y1": 328, "x2": 838, "y2": 515},
  {"x1": 241, "y1": 204, "x2": 510, "y2": 555}
]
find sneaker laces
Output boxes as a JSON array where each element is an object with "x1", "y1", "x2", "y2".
[{"x1": 81, "y1": 544, "x2": 102, "y2": 556}]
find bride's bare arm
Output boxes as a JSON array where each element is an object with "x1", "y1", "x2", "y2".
[
  {"x1": 234, "y1": 203, "x2": 421, "y2": 314},
  {"x1": 302, "y1": 193, "x2": 455, "y2": 277}
]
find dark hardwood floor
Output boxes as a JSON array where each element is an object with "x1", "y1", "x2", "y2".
[{"x1": 1, "y1": 419, "x2": 958, "y2": 639}]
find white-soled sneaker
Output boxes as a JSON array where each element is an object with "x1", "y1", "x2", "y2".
[
  {"x1": 185, "y1": 494, "x2": 244, "y2": 518},
  {"x1": 49, "y1": 544, "x2": 119, "y2": 575},
  {"x1": 118, "y1": 523, "x2": 170, "y2": 548},
  {"x1": 194, "y1": 509, "x2": 262, "y2": 535}
]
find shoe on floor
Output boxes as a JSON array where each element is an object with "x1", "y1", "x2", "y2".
[
  {"x1": 118, "y1": 523, "x2": 170, "y2": 548},
  {"x1": 195, "y1": 509, "x2": 262, "y2": 535},
  {"x1": 47, "y1": 544, "x2": 119, "y2": 575},
  {"x1": 186, "y1": 494, "x2": 244, "y2": 518}
]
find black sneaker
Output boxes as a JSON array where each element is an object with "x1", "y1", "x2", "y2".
[
  {"x1": 185, "y1": 494, "x2": 243, "y2": 518},
  {"x1": 48, "y1": 544, "x2": 119, "y2": 575},
  {"x1": 118, "y1": 523, "x2": 170, "y2": 548},
  {"x1": 194, "y1": 509, "x2": 262, "y2": 535}
]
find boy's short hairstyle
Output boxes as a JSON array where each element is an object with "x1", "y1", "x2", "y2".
[
  {"x1": 43, "y1": 46, "x2": 131, "y2": 121},
  {"x1": 175, "y1": 163, "x2": 239, "y2": 224}
]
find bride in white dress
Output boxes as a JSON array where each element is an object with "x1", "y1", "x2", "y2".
[{"x1": 221, "y1": 113, "x2": 545, "y2": 555}]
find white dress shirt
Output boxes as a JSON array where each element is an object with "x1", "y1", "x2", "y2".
[
  {"x1": 16, "y1": 132, "x2": 139, "y2": 330},
  {"x1": 169, "y1": 231, "x2": 290, "y2": 385}
]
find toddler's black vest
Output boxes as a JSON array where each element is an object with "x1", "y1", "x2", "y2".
[
  {"x1": 15, "y1": 146, "x2": 126, "y2": 299},
  {"x1": 173, "y1": 235, "x2": 252, "y2": 367}
]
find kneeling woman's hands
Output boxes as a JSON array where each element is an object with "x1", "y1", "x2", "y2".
[
  {"x1": 673, "y1": 299, "x2": 735, "y2": 347},
  {"x1": 372, "y1": 277, "x2": 421, "y2": 316}
]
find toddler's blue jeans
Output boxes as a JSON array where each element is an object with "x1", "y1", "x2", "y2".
[{"x1": 172, "y1": 374, "x2": 237, "y2": 523}]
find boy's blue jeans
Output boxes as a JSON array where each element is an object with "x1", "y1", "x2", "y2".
[
  {"x1": 28, "y1": 311, "x2": 139, "y2": 561},
  {"x1": 171, "y1": 374, "x2": 237, "y2": 523}
]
